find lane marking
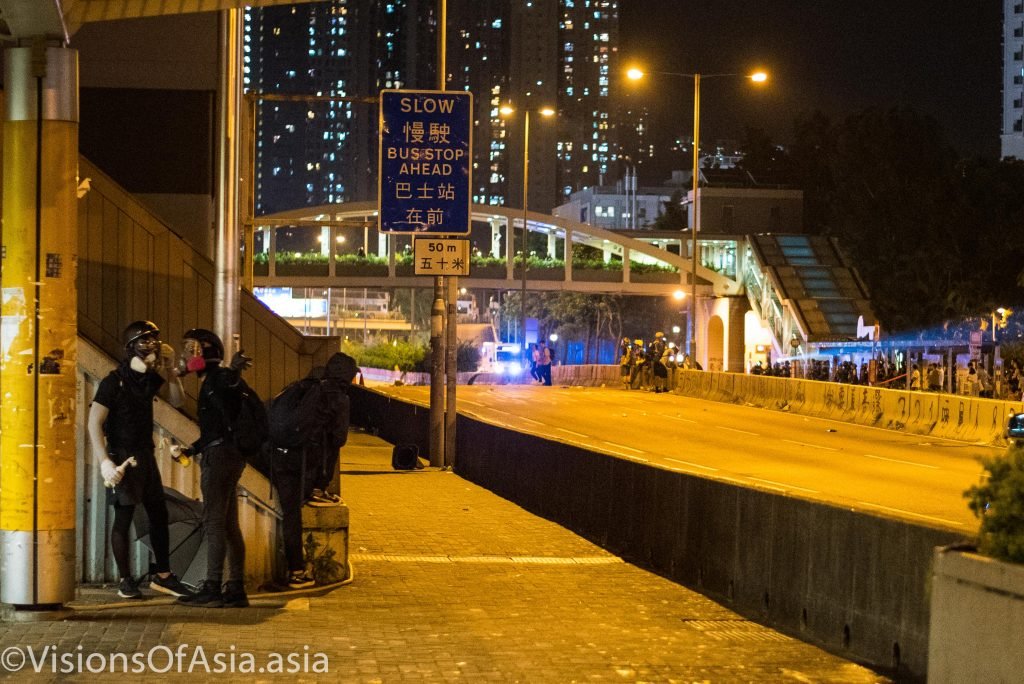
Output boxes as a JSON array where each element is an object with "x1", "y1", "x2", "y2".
[
  {"x1": 603, "y1": 441, "x2": 645, "y2": 454},
  {"x1": 748, "y1": 481, "x2": 785, "y2": 493},
  {"x1": 748, "y1": 477, "x2": 819, "y2": 494},
  {"x1": 863, "y1": 454, "x2": 939, "y2": 470},
  {"x1": 664, "y1": 457, "x2": 718, "y2": 472},
  {"x1": 782, "y1": 439, "x2": 839, "y2": 452},
  {"x1": 518, "y1": 416, "x2": 544, "y2": 426},
  {"x1": 856, "y1": 501, "x2": 965, "y2": 528},
  {"x1": 717, "y1": 426, "x2": 759, "y2": 436},
  {"x1": 557, "y1": 428, "x2": 589, "y2": 438},
  {"x1": 460, "y1": 399, "x2": 485, "y2": 407},
  {"x1": 659, "y1": 413, "x2": 697, "y2": 423},
  {"x1": 351, "y1": 553, "x2": 623, "y2": 565}
]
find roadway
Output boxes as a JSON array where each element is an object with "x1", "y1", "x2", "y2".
[{"x1": 372, "y1": 383, "x2": 997, "y2": 531}]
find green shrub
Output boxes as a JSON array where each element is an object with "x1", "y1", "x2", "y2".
[
  {"x1": 341, "y1": 339, "x2": 425, "y2": 372},
  {"x1": 965, "y1": 444, "x2": 1024, "y2": 563},
  {"x1": 275, "y1": 251, "x2": 329, "y2": 265},
  {"x1": 336, "y1": 253, "x2": 387, "y2": 266},
  {"x1": 471, "y1": 254, "x2": 506, "y2": 267}
]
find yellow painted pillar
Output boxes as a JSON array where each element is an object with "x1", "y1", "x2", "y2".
[{"x1": 0, "y1": 44, "x2": 78, "y2": 607}]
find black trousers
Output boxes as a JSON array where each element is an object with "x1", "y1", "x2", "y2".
[
  {"x1": 200, "y1": 444, "x2": 246, "y2": 584},
  {"x1": 272, "y1": 468, "x2": 305, "y2": 572}
]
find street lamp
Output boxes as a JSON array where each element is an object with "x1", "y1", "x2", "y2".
[
  {"x1": 500, "y1": 103, "x2": 555, "y2": 357},
  {"x1": 627, "y1": 67, "x2": 767, "y2": 365}
]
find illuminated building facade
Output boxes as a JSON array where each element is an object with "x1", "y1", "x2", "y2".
[{"x1": 245, "y1": 0, "x2": 619, "y2": 215}]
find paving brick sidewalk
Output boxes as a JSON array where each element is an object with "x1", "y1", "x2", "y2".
[{"x1": 0, "y1": 431, "x2": 887, "y2": 682}]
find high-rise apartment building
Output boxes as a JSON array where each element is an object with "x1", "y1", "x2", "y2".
[
  {"x1": 556, "y1": 0, "x2": 619, "y2": 205},
  {"x1": 245, "y1": 0, "x2": 619, "y2": 216},
  {"x1": 447, "y1": 0, "x2": 621, "y2": 213},
  {"x1": 1004, "y1": 0, "x2": 1024, "y2": 158},
  {"x1": 244, "y1": 1, "x2": 435, "y2": 215}
]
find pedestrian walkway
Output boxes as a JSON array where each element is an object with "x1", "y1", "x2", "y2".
[{"x1": 0, "y1": 431, "x2": 886, "y2": 681}]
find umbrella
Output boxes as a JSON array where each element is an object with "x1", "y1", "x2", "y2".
[{"x1": 134, "y1": 486, "x2": 207, "y2": 588}]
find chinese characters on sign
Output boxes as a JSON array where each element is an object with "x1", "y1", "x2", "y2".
[
  {"x1": 413, "y1": 238, "x2": 470, "y2": 276},
  {"x1": 379, "y1": 90, "x2": 472, "y2": 234}
]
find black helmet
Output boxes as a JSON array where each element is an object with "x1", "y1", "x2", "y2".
[
  {"x1": 182, "y1": 328, "x2": 224, "y2": 361},
  {"x1": 123, "y1": 320, "x2": 160, "y2": 351}
]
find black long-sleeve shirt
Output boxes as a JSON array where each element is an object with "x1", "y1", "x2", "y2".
[{"x1": 194, "y1": 363, "x2": 241, "y2": 451}]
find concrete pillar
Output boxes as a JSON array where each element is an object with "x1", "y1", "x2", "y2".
[
  {"x1": 547, "y1": 232, "x2": 557, "y2": 260},
  {"x1": 490, "y1": 218, "x2": 502, "y2": 259},
  {"x1": 623, "y1": 247, "x2": 631, "y2": 282},
  {"x1": 726, "y1": 296, "x2": 748, "y2": 372},
  {"x1": 320, "y1": 226, "x2": 330, "y2": 256},
  {"x1": 377, "y1": 232, "x2": 388, "y2": 259},
  {"x1": 214, "y1": 9, "x2": 243, "y2": 352},
  {"x1": 564, "y1": 226, "x2": 573, "y2": 281},
  {"x1": 603, "y1": 244, "x2": 613, "y2": 263},
  {"x1": 261, "y1": 227, "x2": 271, "y2": 253},
  {"x1": 0, "y1": 44, "x2": 78, "y2": 607}
]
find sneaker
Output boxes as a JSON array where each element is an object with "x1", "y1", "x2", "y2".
[
  {"x1": 117, "y1": 577, "x2": 143, "y2": 599},
  {"x1": 221, "y1": 580, "x2": 249, "y2": 608},
  {"x1": 150, "y1": 572, "x2": 193, "y2": 598},
  {"x1": 306, "y1": 489, "x2": 337, "y2": 507},
  {"x1": 177, "y1": 580, "x2": 223, "y2": 608},
  {"x1": 287, "y1": 571, "x2": 315, "y2": 589}
]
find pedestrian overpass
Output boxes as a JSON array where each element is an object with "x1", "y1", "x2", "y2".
[{"x1": 250, "y1": 202, "x2": 877, "y2": 371}]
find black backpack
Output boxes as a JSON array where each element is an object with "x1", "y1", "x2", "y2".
[
  {"x1": 391, "y1": 443, "x2": 423, "y2": 470},
  {"x1": 227, "y1": 378, "x2": 270, "y2": 456},
  {"x1": 267, "y1": 377, "x2": 327, "y2": 449}
]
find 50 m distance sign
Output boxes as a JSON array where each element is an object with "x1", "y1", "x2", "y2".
[{"x1": 379, "y1": 90, "x2": 472, "y2": 235}]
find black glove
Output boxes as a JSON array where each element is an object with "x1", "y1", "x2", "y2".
[{"x1": 230, "y1": 350, "x2": 253, "y2": 372}]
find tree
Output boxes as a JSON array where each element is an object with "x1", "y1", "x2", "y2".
[
  {"x1": 775, "y1": 106, "x2": 1024, "y2": 332},
  {"x1": 651, "y1": 189, "x2": 687, "y2": 231}
]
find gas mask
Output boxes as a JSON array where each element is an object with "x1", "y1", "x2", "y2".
[
  {"x1": 181, "y1": 338, "x2": 207, "y2": 374},
  {"x1": 129, "y1": 333, "x2": 161, "y2": 373}
]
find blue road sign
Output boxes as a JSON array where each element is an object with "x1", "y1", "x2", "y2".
[{"x1": 379, "y1": 90, "x2": 472, "y2": 234}]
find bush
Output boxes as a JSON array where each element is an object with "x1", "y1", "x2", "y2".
[
  {"x1": 965, "y1": 443, "x2": 1024, "y2": 563},
  {"x1": 341, "y1": 339, "x2": 425, "y2": 372}
]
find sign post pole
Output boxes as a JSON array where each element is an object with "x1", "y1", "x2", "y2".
[{"x1": 378, "y1": 88, "x2": 472, "y2": 467}]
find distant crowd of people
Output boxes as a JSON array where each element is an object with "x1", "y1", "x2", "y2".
[
  {"x1": 747, "y1": 355, "x2": 1024, "y2": 400},
  {"x1": 619, "y1": 333, "x2": 701, "y2": 392}
]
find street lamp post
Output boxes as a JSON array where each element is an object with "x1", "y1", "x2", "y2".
[
  {"x1": 627, "y1": 67, "x2": 767, "y2": 366},
  {"x1": 501, "y1": 104, "x2": 555, "y2": 361}
]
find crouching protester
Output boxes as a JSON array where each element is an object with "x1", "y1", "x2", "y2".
[
  {"x1": 172, "y1": 328, "x2": 255, "y2": 608},
  {"x1": 256, "y1": 352, "x2": 358, "y2": 589},
  {"x1": 87, "y1": 321, "x2": 193, "y2": 599}
]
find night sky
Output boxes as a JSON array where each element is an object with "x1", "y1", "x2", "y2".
[{"x1": 619, "y1": 1, "x2": 1003, "y2": 160}]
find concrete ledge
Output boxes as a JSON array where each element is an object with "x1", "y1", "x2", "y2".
[
  {"x1": 302, "y1": 504, "x2": 350, "y2": 529},
  {"x1": 301, "y1": 504, "x2": 350, "y2": 585},
  {"x1": 928, "y1": 548, "x2": 1024, "y2": 683}
]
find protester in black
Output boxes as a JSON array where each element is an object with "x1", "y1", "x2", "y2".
[
  {"x1": 256, "y1": 352, "x2": 357, "y2": 588},
  {"x1": 87, "y1": 321, "x2": 192, "y2": 599},
  {"x1": 306, "y1": 352, "x2": 357, "y2": 504},
  {"x1": 174, "y1": 329, "x2": 253, "y2": 608}
]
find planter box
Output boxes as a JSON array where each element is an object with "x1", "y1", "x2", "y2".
[
  {"x1": 395, "y1": 264, "x2": 415, "y2": 277},
  {"x1": 276, "y1": 262, "x2": 329, "y2": 277},
  {"x1": 928, "y1": 547, "x2": 1024, "y2": 683},
  {"x1": 572, "y1": 269, "x2": 622, "y2": 283},
  {"x1": 468, "y1": 265, "x2": 508, "y2": 279},
  {"x1": 253, "y1": 262, "x2": 269, "y2": 277},
  {"x1": 336, "y1": 263, "x2": 388, "y2": 278},
  {"x1": 630, "y1": 270, "x2": 679, "y2": 284},
  {"x1": 513, "y1": 267, "x2": 564, "y2": 281}
]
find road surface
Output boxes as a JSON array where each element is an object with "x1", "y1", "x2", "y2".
[{"x1": 373, "y1": 383, "x2": 998, "y2": 531}]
